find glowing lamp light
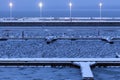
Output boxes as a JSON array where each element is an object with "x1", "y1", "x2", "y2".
[
  {"x1": 99, "y1": 2, "x2": 103, "y2": 19},
  {"x1": 69, "y1": 1, "x2": 72, "y2": 19},
  {"x1": 69, "y1": 2, "x2": 72, "y2": 7},
  {"x1": 39, "y1": 2, "x2": 43, "y2": 8},
  {"x1": 9, "y1": 2, "x2": 13, "y2": 18},
  {"x1": 9, "y1": 2, "x2": 13, "y2": 7},
  {"x1": 38, "y1": 2, "x2": 43, "y2": 17},
  {"x1": 99, "y1": 2, "x2": 102, "y2": 7}
]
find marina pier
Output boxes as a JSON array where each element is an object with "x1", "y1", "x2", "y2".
[{"x1": 1, "y1": 17, "x2": 120, "y2": 26}]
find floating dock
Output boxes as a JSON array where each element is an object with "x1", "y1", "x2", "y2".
[
  {"x1": 0, "y1": 58, "x2": 120, "y2": 80},
  {"x1": 0, "y1": 58, "x2": 119, "y2": 66}
]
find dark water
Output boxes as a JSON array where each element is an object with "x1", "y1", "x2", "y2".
[
  {"x1": 93, "y1": 67, "x2": 120, "y2": 80},
  {"x1": 0, "y1": 67, "x2": 81, "y2": 80}
]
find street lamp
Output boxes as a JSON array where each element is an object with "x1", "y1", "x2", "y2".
[
  {"x1": 99, "y1": 2, "x2": 102, "y2": 19},
  {"x1": 38, "y1": 2, "x2": 43, "y2": 17},
  {"x1": 9, "y1": 2, "x2": 13, "y2": 18},
  {"x1": 69, "y1": 1, "x2": 72, "y2": 19}
]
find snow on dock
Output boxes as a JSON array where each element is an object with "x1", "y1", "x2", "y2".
[
  {"x1": 0, "y1": 58, "x2": 119, "y2": 80},
  {"x1": 73, "y1": 62, "x2": 95, "y2": 80},
  {"x1": 1, "y1": 17, "x2": 120, "y2": 26},
  {"x1": 115, "y1": 53, "x2": 120, "y2": 58},
  {"x1": 0, "y1": 58, "x2": 120, "y2": 64}
]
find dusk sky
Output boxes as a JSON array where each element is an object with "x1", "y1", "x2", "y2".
[{"x1": 0, "y1": 0, "x2": 120, "y2": 12}]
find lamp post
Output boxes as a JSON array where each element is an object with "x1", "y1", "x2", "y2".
[
  {"x1": 99, "y1": 2, "x2": 102, "y2": 19},
  {"x1": 9, "y1": 2, "x2": 13, "y2": 18},
  {"x1": 38, "y1": 2, "x2": 43, "y2": 17},
  {"x1": 69, "y1": 1, "x2": 72, "y2": 19}
]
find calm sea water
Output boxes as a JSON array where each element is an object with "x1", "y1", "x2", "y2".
[
  {"x1": 0, "y1": 67, "x2": 81, "y2": 80},
  {"x1": 93, "y1": 67, "x2": 120, "y2": 80},
  {"x1": 0, "y1": 10, "x2": 120, "y2": 17}
]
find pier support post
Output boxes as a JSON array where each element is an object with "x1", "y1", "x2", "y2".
[{"x1": 73, "y1": 62, "x2": 95, "y2": 80}]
